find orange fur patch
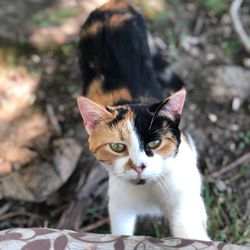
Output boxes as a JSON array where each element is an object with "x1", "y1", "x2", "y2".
[
  {"x1": 79, "y1": 21, "x2": 103, "y2": 39},
  {"x1": 109, "y1": 13, "x2": 132, "y2": 28},
  {"x1": 155, "y1": 134, "x2": 177, "y2": 158},
  {"x1": 99, "y1": 1, "x2": 131, "y2": 12},
  {"x1": 88, "y1": 108, "x2": 134, "y2": 164},
  {"x1": 86, "y1": 79, "x2": 132, "y2": 106},
  {"x1": 95, "y1": 145, "x2": 126, "y2": 165},
  {"x1": 80, "y1": 1, "x2": 133, "y2": 39},
  {"x1": 124, "y1": 158, "x2": 133, "y2": 172}
]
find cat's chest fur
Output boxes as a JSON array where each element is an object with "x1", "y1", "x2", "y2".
[{"x1": 109, "y1": 178, "x2": 162, "y2": 215}]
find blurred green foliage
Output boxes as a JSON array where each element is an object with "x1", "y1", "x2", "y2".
[
  {"x1": 222, "y1": 40, "x2": 241, "y2": 55},
  {"x1": 32, "y1": 8, "x2": 77, "y2": 27},
  {"x1": 198, "y1": 0, "x2": 229, "y2": 14},
  {"x1": 239, "y1": 131, "x2": 250, "y2": 150}
]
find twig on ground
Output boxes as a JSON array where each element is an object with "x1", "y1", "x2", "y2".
[
  {"x1": 46, "y1": 104, "x2": 62, "y2": 136},
  {"x1": 230, "y1": 0, "x2": 250, "y2": 53},
  {"x1": 57, "y1": 165, "x2": 107, "y2": 231},
  {"x1": 209, "y1": 152, "x2": 250, "y2": 178},
  {"x1": 194, "y1": 12, "x2": 205, "y2": 36},
  {"x1": 0, "y1": 211, "x2": 42, "y2": 221},
  {"x1": 79, "y1": 217, "x2": 109, "y2": 233}
]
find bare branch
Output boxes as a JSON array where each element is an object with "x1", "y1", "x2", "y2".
[
  {"x1": 209, "y1": 152, "x2": 250, "y2": 178},
  {"x1": 230, "y1": 0, "x2": 250, "y2": 53},
  {"x1": 80, "y1": 217, "x2": 109, "y2": 232},
  {"x1": 46, "y1": 104, "x2": 62, "y2": 136}
]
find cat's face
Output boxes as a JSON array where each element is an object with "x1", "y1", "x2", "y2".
[{"x1": 78, "y1": 89, "x2": 186, "y2": 185}]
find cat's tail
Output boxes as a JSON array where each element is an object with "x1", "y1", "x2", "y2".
[{"x1": 147, "y1": 32, "x2": 185, "y2": 93}]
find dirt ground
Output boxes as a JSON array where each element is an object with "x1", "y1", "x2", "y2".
[{"x1": 0, "y1": 0, "x2": 250, "y2": 245}]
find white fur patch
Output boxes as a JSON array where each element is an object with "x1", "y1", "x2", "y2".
[{"x1": 122, "y1": 120, "x2": 164, "y2": 180}]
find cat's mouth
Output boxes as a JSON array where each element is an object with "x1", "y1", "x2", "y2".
[{"x1": 130, "y1": 178, "x2": 146, "y2": 185}]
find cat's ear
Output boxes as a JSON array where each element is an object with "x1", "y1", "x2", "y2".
[
  {"x1": 77, "y1": 97, "x2": 111, "y2": 135},
  {"x1": 158, "y1": 88, "x2": 186, "y2": 119}
]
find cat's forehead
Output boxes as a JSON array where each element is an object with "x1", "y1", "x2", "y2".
[
  {"x1": 108, "y1": 103, "x2": 154, "y2": 114},
  {"x1": 107, "y1": 103, "x2": 168, "y2": 133},
  {"x1": 107, "y1": 103, "x2": 153, "y2": 124},
  {"x1": 106, "y1": 105, "x2": 133, "y2": 127}
]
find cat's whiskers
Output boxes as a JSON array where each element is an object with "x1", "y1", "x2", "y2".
[
  {"x1": 148, "y1": 112, "x2": 157, "y2": 132},
  {"x1": 109, "y1": 173, "x2": 135, "y2": 188},
  {"x1": 156, "y1": 175, "x2": 170, "y2": 202},
  {"x1": 148, "y1": 99, "x2": 167, "y2": 131}
]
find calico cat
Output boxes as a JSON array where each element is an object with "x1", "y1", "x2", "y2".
[{"x1": 77, "y1": 0, "x2": 210, "y2": 240}]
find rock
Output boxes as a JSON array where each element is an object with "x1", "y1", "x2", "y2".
[
  {"x1": 172, "y1": 55, "x2": 203, "y2": 85},
  {"x1": 232, "y1": 97, "x2": 242, "y2": 111},
  {"x1": 208, "y1": 113, "x2": 218, "y2": 123},
  {"x1": 53, "y1": 138, "x2": 83, "y2": 183},
  {"x1": 199, "y1": 65, "x2": 250, "y2": 106},
  {"x1": 0, "y1": 138, "x2": 82, "y2": 202},
  {"x1": 243, "y1": 58, "x2": 250, "y2": 69},
  {"x1": 0, "y1": 161, "x2": 12, "y2": 176},
  {"x1": 0, "y1": 65, "x2": 83, "y2": 202}
]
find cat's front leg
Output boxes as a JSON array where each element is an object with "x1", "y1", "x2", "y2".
[
  {"x1": 109, "y1": 204, "x2": 136, "y2": 235},
  {"x1": 168, "y1": 196, "x2": 210, "y2": 241},
  {"x1": 108, "y1": 176, "x2": 137, "y2": 235}
]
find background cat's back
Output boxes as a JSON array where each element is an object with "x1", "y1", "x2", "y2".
[{"x1": 78, "y1": 0, "x2": 164, "y2": 106}]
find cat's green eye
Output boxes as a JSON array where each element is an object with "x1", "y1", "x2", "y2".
[
  {"x1": 110, "y1": 143, "x2": 126, "y2": 153},
  {"x1": 147, "y1": 140, "x2": 161, "y2": 149}
]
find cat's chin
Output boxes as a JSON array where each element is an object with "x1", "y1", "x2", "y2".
[{"x1": 129, "y1": 178, "x2": 147, "y2": 185}]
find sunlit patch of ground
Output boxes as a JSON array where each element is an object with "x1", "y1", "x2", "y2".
[{"x1": 0, "y1": 66, "x2": 40, "y2": 122}]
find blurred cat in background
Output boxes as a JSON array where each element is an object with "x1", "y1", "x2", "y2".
[{"x1": 77, "y1": 0, "x2": 210, "y2": 241}]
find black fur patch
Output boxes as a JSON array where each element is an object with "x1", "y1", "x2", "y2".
[
  {"x1": 130, "y1": 104, "x2": 181, "y2": 157},
  {"x1": 108, "y1": 108, "x2": 128, "y2": 127},
  {"x1": 79, "y1": 2, "x2": 164, "y2": 103}
]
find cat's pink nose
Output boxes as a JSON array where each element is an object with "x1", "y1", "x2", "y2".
[{"x1": 132, "y1": 164, "x2": 146, "y2": 177}]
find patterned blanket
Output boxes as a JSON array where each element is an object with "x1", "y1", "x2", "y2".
[{"x1": 0, "y1": 228, "x2": 247, "y2": 249}]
